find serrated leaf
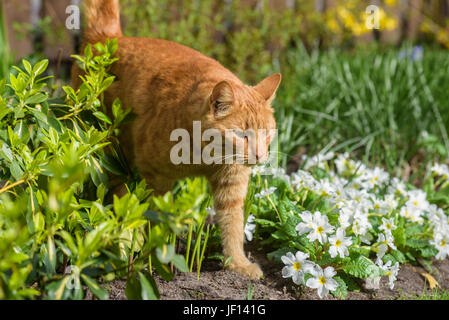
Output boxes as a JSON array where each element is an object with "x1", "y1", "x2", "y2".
[
  {"x1": 331, "y1": 276, "x2": 348, "y2": 299},
  {"x1": 342, "y1": 255, "x2": 385, "y2": 279}
]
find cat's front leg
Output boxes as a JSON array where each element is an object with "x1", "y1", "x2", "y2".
[{"x1": 210, "y1": 167, "x2": 263, "y2": 279}]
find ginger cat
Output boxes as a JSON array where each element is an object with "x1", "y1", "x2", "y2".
[{"x1": 72, "y1": 0, "x2": 281, "y2": 279}]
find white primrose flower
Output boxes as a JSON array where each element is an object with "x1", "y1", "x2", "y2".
[
  {"x1": 431, "y1": 163, "x2": 449, "y2": 178},
  {"x1": 244, "y1": 214, "x2": 256, "y2": 241},
  {"x1": 328, "y1": 228, "x2": 352, "y2": 258},
  {"x1": 428, "y1": 205, "x2": 449, "y2": 235},
  {"x1": 305, "y1": 265, "x2": 339, "y2": 299},
  {"x1": 387, "y1": 177, "x2": 407, "y2": 196},
  {"x1": 377, "y1": 260, "x2": 400, "y2": 290},
  {"x1": 329, "y1": 171, "x2": 348, "y2": 188},
  {"x1": 290, "y1": 170, "x2": 319, "y2": 191},
  {"x1": 371, "y1": 198, "x2": 389, "y2": 214},
  {"x1": 374, "y1": 232, "x2": 397, "y2": 263},
  {"x1": 365, "y1": 167, "x2": 390, "y2": 189},
  {"x1": 302, "y1": 152, "x2": 334, "y2": 170},
  {"x1": 343, "y1": 189, "x2": 372, "y2": 210},
  {"x1": 337, "y1": 208, "x2": 352, "y2": 230},
  {"x1": 374, "y1": 242, "x2": 388, "y2": 264},
  {"x1": 270, "y1": 168, "x2": 290, "y2": 181},
  {"x1": 352, "y1": 211, "x2": 372, "y2": 237},
  {"x1": 334, "y1": 152, "x2": 350, "y2": 174},
  {"x1": 360, "y1": 232, "x2": 374, "y2": 245},
  {"x1": 399, "y1": 205, "x2": 424, "y2": 224},
  {"x1": 206, "y1": 207, "x2": 216, "y2": 217},
  {"x1": 307, "y1": 211, "x2": 335, "y2": 244},
  {"x1": 317, "y1": 179, "x2": 337, "y2": 198},
  {"x1": 296, "y1": 211, "x2": 314, "y2": 235},
  {"x1": 281, "y1": 251, "x2": 314, "y2": 285},
  {"x1": 405, "y1": 189, "x2": 430, "y2": 212},
  {"x1": 377, "y1": 232, "x2": 397, "y2": 250},
  {"x1": 251, "y1": 165, "x2": 264, "y2": 176},
  {"x1": 430, "y1": 233, "x2": 449, "y2": 260},
  {"x1": 384, "y1": 194, "x2": 399, "y2": 211},
  {"x1": 379, "y1": 217, "x2": 397, "y2": 233},
  {"x1": 254, "y1": 186, "x2": 277, "y2": 198}
]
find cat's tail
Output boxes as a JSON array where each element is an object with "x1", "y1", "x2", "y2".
[{"x1": 83, "y1": 0, "x2": 122, "y2": 44}]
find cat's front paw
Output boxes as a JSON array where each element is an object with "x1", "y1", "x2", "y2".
[{"x1": 229, "y1": 262, "x2": 263, "y2": 280}]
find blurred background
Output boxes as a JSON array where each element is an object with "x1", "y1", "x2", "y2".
[{"x1": 1, "y1": 0, "x2": 449, "y2": 179}]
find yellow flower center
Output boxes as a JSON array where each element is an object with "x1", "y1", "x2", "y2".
[
  {"x1": 441, "y1": 240, "x2": 446, "y2": 247},
  {"x1": 386, "y1": 224, "x2": 391, "y2": 229},
  {"x1": 317, "y1": 226, "x2": 324, "y2": 234},
  {"x1": 374, "y1": 204, "x2": 380, "y2": 209},
  {"x1": 335, "y1": 240, "x2": 342, "y2": 247},
  {"x1": 319, "y1": 277, "x2": 326, "y2": 285},
  {"x1": 413, "y1": 201, "x2": 418, "y2": 206},
  {"x1": 293, "y1": 262, "x2": 301, "y2": 271}
]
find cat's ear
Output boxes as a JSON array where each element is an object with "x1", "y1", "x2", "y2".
[
  {"x1": 210, "y1": 80, "x2": 234, "y2": 118},
  {"x1": 254, "y1": 73, "x2": 282, "y2": 103}
]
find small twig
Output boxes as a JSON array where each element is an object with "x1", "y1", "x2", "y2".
[
  {"x1": 0, "y1": 179, "x2": 25, "y2": 194},
  {"x1": 266, "y1": 195, "x2": 282, "y2": 222}
]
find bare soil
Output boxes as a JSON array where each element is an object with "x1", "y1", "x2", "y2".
[{"x1": 105, "y1": 242, "x2": 449, "y2": 300}]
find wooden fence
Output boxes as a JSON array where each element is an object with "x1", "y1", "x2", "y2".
[{"x1": 3, "y1": 0, "x2": 449, "y2": 72}]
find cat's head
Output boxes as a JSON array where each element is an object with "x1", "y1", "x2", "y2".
[{"x1": 204, "y1": 74, "x2": 281, "y2": 166}]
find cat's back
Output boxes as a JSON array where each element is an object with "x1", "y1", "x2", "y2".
[
  {"x1": 113, "y1": 36, "x2": 236, "y2": 83},
  {"x1": 109, "y1": 36, "x2": 239, "y2": 114}
]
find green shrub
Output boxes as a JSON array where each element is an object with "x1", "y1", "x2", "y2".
[{"x1": 0, "y1": 39, "x2": 215, "y2": 300}]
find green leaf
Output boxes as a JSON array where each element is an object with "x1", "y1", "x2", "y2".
[
  {"x1": 156, "y1": 244, "x2": 175, "y2": 264},
  {"x1": 152, "y1": 255, "x2": 174, "y2": 281},
  {"x1": 331, "y1": 276, "x2": 348, "y2": 299},
  {"x1": 267, "y1": 247, "x2": 291, "y2": 262},
  {"x1": 341, "y1": 255, "x2": 385, "y2": 279},
  {"x1": 81, "y1": 274, "x2": 109, "y2": 300},
  {"x1": 46, "y1": 277, "x2": 70, "y2": 300},
  {"x1": 125, "y1": 275, "x2": 141, "y2": 300},
  {"x1": 25, "y1": 93, "x2": 47, "y2": 105},
  {"x1": 22, "y1": 59, "x2": 32, "y2": 74},
  {"x1": 138, "y1": 272, "x2": 159, "y2": 300},
  {"x1": 93, "y1": 111, "x2": 112, "y2": 124},
  {"x1": 390, "y1": 250, "x2": 407, "y2": 263},
  {"x1": 28, "y1": 108, "x2": 48, "y2": 124},
  {"x1": 172, "y1": 254, "x2": 189, "y2": 272},
  {"x1": 32, "y1": 59, "x2": 49, "y2": 76}
]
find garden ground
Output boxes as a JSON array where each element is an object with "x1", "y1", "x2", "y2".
[{"x1": 103, "y1": 242, "x2": 449, "y2": 300}]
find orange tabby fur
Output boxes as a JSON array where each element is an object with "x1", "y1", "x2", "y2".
[{"x1": 72, "y1": 0, "x2": 281, "y2": 279}]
